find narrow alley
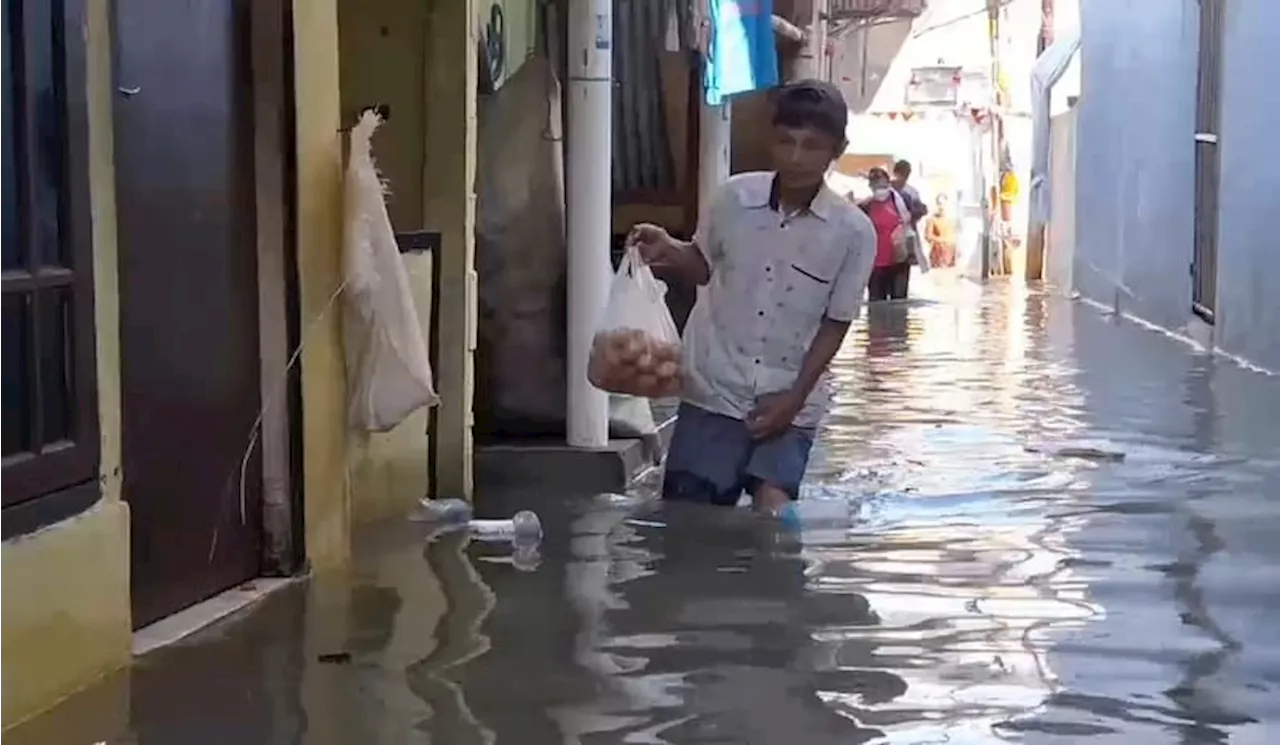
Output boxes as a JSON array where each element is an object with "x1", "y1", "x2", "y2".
[{"x1": 10, "y1": 281, "x2": 1280, "y2": 745}]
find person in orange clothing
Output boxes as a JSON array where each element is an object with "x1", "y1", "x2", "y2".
[{"x1": 924, "y1": 193, "x2": 957, "y2": 268}]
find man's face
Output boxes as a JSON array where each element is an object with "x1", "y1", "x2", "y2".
[
  {"x1": 892, "y1": 170, "x2": 909, "y2": 187},
  {"x1": 769, "y1": 125, "x2": 842, "y2": 191}
]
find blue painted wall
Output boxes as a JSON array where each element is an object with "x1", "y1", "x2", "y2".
[
  {"x1": 1073, "y1": 0, "x2": 1280, "y2": 372},
  {"x1": 1074, "y1": 0, "x2": 1199, "y2": 332},
  {"x1": 1214, "y1": 0, "x2": 1280, "y2": 372}
]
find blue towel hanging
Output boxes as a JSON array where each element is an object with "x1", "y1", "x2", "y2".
[{"x1": 704, "y1": 0, "x2": 780, "y2": 106}]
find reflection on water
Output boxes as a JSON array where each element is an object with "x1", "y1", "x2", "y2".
[{"x1": 10, "y1": 281, "x2": 1280, "y2": 744}]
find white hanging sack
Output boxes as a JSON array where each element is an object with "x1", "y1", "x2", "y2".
[{"x1": 342, "y1": 111, "x2": 439, "y2": 432}]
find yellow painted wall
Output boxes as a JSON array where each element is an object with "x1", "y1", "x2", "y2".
[
  {"x1": 337, "y1": 0, "x2": 436, "y2": 520},
  {"x1": 337, "y1": 0, "x2": 428, "y2": 229},
  {"x1": 1, "y1": 505, "x2": 132, "y2": 727},
  {"x1": 294, "y1": 0, "x2": 353, "y2": 566},
  {"x1": 5, "y1": 0, "x2": 436, "y2": 726},
  {"x1": 337, "y1": 0, "x2": 476, "y2": 507},
  {"x1": 1, "y1": 0, "x2": 132, "y2": 727},
  {"x1": 347, "y1": 250, "x2": 435, "y2": 522},
  {"x1": 424, "y1": 0, "x2": 479, "y2": 501}
]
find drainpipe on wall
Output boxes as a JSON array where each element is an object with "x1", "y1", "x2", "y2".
[
  {"x1": 566, "y1": 0, "x2": 613, "y2": 448},
  {"x1": 1026, "y1": 0, "x2": 1055, "y2": 280},
  {"x1": 981, "y1": 0, "x2": 1001, "y2": 280}
]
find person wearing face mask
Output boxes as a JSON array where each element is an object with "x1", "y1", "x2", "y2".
[{"x1": 859, "y1": 167, "x2": 914, "y2": 301}]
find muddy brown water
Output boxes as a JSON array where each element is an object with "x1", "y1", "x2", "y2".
[{"x1": 11, "y1": 281, "x2": 1280, "y2": 744}]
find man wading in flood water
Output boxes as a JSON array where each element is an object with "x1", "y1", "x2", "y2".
[{"x1": 626, "y1": 81, "x2": 876, "y2": 525}]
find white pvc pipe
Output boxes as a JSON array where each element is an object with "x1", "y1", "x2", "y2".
[
  {"x1": 566, "y1": 0, "x2": 613, "y2": 448},
  {"x1": 698, "y1": 102, "x2": 732, "y2": 227}
]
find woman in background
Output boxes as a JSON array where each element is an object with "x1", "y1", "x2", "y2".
[
  {"x1": 924, "y1": 193, "x2": 957, "y2": 268},
  {"x1": 859, "y1": 167, "x2": 912, "y2": 301}
]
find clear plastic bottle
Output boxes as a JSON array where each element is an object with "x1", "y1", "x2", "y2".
[
  {"x1": 412, "y1": 497, "x2": 474, "y2": 525},
  {"x1": 512, "y1": 543, "x2": 542, "y2": 572},
  {"x1": 468, "y1": 510, "x2": 543, "y2": 543}
]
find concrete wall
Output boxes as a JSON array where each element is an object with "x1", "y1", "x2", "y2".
[
  {"x1": 2, "y1": 0, "x2": 132, "y2": 726},
  {"x1": 292, "y1": 0, "x2": 480, "y2": 524},
  {"x1": 3, "y1": 0, "x2": 478, "y2": 724},
  {"x1": 1044, "y1": 106, "x2": 1077, "y2": 295},
  {"x1": 1213, "y1": 0, "x2": 1280, "y2": 372},
  {"x1": 488, "y1": 0, "x2": 539, "y2": 88},
  {"x1": 1074, "y1": 0, "x2": 1280, "y2": 372},
  {"x1": 1073, "y1": 0, "x2": 1198, "y2": 330},
  {"x1": 422, "y1": 0, "x2": 478, "y2": 500}
]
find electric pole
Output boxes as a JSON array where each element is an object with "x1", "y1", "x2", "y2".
[{"x1": 981, "y1": 0, "x2": 1000, "y2": 280}]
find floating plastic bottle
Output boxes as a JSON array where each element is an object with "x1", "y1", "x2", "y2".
[
  {"x1": 469, "y1": 510, "x2": 543, "y2": 543},
  {"x1": 412, "y1": 497, "x2": 474, "y2": 525},
  {"x1": 414, "y1": 499, "x2": 542, "y2": 545},
  {"x1": 511, "y1": 543, "x2": 542, "y2": 572}
]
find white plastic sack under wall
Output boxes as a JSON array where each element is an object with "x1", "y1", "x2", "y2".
[
  {"x1": 342, "y1": 111, "x2": 439, "y2": 432},
  {"x1": 475, "y1": 56, "x2": 657, "y2": 441}
]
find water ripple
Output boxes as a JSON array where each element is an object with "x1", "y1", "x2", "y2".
[
  {"x1": 17, "y1": 282, "x2": 1280, "y2": 745},
  {"x1": 536, "y1": 282, "x2": 1280, "y2": 744}
]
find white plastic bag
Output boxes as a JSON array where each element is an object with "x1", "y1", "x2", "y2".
[
  {"x1": 609, "y1": 395, "x2": 657, "y2": 437},
  {"x1": 587, "y1": 247, "x2": 683, "y2": 399},
  {"x1": 342, "y1": 111, "x2": 439, "y2": 432},
  {"x1": 891, "y1": 189, "x2": 931, "y2": 272}
]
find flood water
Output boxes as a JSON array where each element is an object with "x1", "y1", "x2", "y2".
[{"x1": 13, "y1": 280, "x2": 1280, "y2": 744}]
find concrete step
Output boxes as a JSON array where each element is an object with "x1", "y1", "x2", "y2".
[{"x1": 474, "y1": 405, "x2": 676, "y2": 494}]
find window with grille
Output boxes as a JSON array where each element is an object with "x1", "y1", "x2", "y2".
[{"x1": 2, "y1": 0, "x2": 98, "y2": 507}]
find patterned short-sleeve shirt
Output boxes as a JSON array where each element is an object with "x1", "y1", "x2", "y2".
[{"x1": 683, "y1": 171, "x2": 877, "y2": 428}]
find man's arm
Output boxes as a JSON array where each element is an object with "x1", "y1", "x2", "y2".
[
  {"x1": 789, "y1": 214, "x2": 877, "y2": 398},
  {"x1": 631, "y1": 184, "x2": 730, "y2": 286},
  {"x1": 788, "y1": 317, "x2": 850, "y2": 400},
  {"x1": 650, "y1": 238, "x2": 712, "y2": 286},
  {"x1": 907, "y1": 188, "x2": 929, "y2": 222}
]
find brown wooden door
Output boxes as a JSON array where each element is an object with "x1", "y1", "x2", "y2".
[{"x1": 112, "y1": 0, "x2": 263, "y2": 626}]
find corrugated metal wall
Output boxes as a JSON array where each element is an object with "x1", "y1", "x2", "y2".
[{"x1": 612, "y1": 0, "x2": 677, "y2": 193}]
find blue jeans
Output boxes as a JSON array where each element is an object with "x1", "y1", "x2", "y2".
[{"x1": 662, "y1": 402, "x2": 815, "y2": 506}]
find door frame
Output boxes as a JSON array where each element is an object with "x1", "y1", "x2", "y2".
[
  {"x1": 107, "y1": 0, "x2": 303, "y2": 582},
  {"x1": 248, "y1": 0, "x2": 304, "y2": 575},
  {"x1": 1191, "y1": 0, "x2": 1225, "y2": 324}
]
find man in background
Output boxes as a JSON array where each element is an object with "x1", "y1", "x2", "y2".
[{"x1": 892, "y1": 159, "x2": 929, "y2": 226}]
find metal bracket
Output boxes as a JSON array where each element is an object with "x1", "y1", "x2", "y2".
[{"x1": 396, "y1": 231, "x2": 440, "y2": 255}]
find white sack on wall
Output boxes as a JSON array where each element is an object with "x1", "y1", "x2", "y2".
[{"x1": 342, "y1": 110, "x2": 439, "y2": 432}]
